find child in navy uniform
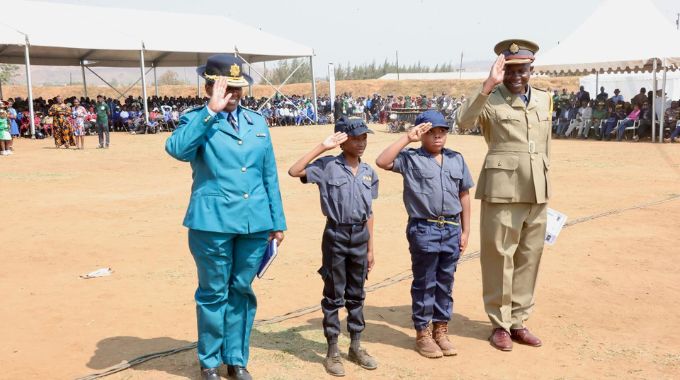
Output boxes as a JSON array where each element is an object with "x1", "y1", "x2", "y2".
[
  {"x1": 288, "y1": 116, "x2": 378, "y2": 376},
  {"x1": 376, "y1": 110, "x2": 474, "y2": 358}
]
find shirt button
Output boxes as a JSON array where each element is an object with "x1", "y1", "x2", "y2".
[
  {"x1": 238, "y1": 140, "x2": 243, "y2": 145},
  {"x1": 243, "y1": 193, "x2": 249, "y2": 199},
  {"x1": 531, "y1": 156, "x2": 535, "y2": 161},
  {"x1": 241, "y1": 167, "x2": 247, "y2": 172}
]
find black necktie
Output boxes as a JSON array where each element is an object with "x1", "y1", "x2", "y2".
[{"x1": 228, "y1": 113, "x2": 238, "y2": 133}]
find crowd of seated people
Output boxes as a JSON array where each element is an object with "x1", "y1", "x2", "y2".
[{"x1": 551, "y1": 86, "x2": 680, "y2": 143}]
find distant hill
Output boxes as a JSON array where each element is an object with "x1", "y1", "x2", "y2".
[{"x1": 2, "y1": 77, "x2": 580, "y2": 101}]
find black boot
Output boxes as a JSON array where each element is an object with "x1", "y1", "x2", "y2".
[
  {"x1": 227, "y1": 365, "x2": 252, "y2": 380},
  {"x1": 200, "y1": 367, "x2": 220, "y2": 380}
]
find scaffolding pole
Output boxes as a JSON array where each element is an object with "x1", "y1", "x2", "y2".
[
  {"x1": 309, "y1": 55, "x2": 318, "y2": 123},
  {"x1": 140, "y1": 46, "x2": 149, "y2": 124},
  {"x1": 24, "y1": 36, "x2": 35, "y2": 137},
  {"x1": 80, "y1": 61, "x2": 88, "y2": 98}
]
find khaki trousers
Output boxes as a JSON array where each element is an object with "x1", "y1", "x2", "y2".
[{"x1": 480, "y1": 201, "x2": 547, "y2": 331}]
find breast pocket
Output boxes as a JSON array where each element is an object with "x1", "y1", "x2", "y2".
[
  {"x1": 498, "y1": 112, "x2": 521, "y2": 128},
  {"x1": 445, "y1": 169, "x2": 462, "y2": 195},
  {"x1": 535, "y1": 110, "x2": 552, "y2": 130},
  {"x1": 483, "y1": 154, "x2": 519, "y2": 199},
  {"x1": 410, "y1": 169, "x2": 435, "y2": 195},
  {"x1": 327, "y1": 177, "x2": 349, "y2": 201},
  {"x1": 360, "y1": 179, "x2": 374, "y2": 201}
]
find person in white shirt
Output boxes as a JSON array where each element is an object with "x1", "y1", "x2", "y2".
[{"x1": 565, "y1": 101, "x2": 592, "y2": 138}]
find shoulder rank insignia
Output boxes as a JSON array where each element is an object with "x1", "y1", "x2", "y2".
[
  {"x1": 256, "y1": 133, "x2": 266, "y2": 137},
  {"x1": 243, "y1": 112, "x2": 253, "y2": 125},
  {"x1": 181, "y1": 105, "x2": 204, "y2": 116}
]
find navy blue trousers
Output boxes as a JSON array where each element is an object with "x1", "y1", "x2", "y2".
[
  {"x1": 406, "y1": 218, "x2": 461, "y2": 331},
  {"x1": 318, "y1": 221, "x2": 369, "y2": 342}
]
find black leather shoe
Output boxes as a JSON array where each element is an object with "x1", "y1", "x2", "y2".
[
  {"x1": 227, "y1": 365, "x2": 252, "y2": 380},
  {"x1": 200, "y1": 367, "x2": 220, "y2": 380}
]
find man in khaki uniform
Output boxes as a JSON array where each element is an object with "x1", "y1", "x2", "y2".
[{"x1": 456, "y1": 39, "x2": 550, "y2": 351}]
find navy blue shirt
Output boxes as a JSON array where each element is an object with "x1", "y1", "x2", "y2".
[
  {"x1": 392, "y1": 147, "x2": 474, "y2": 218},
  {"x1": 303, "y1": 154, "x2": 379, "y2": 224}
]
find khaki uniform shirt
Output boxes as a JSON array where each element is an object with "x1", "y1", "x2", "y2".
[{"x1": 456, "y1": 84, "x2": 551, "y2": 204}]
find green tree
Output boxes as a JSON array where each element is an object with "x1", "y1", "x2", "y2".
[
  {"x1": 260, "y1": 58, "x2": 312, "y2": 85},
  {"x1": 0, "y1": 64, "x2": 19, "y2": 84},
  {"x1": 158, "y1": 70, "x2": 186, "y2": 85}
]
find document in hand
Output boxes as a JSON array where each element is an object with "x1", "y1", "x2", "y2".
[
  {"x1": 545, "y1": 208, "x2": 568, "y2": 245},
  {"x1": 257, "y1": 239, "x2": 279, "y2": 278}
]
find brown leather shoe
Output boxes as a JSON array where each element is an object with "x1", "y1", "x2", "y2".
[
  {"x1": 416, "y1": 325, "x2": 443, "y2": 358},
  {"x1": 489, "y1": 328, "x2": 513, "y2": 351},
  {"x1": 432, "y1": 322, "x2": 457, "y2": 356},
  {"x1": 510, "y1": 328, "x2": 542, "y2": 347}
]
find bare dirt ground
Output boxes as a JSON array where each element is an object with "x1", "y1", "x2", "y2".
[{"x1": 1, "y1": 126, "x2": 679, "y2": 380}]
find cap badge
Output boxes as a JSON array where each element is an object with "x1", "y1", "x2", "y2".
[
  {"x1": 230, "y1": 64, "x2": 241, "y2": 77},
  {"x1": 509, "y1": 43, "x2": 520, "y2": 54}
]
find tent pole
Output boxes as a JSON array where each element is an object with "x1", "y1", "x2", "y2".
[
  {"x1": 140, "y1": 46, "x2": 149, "y2": 125},
  {"x1": 660, "y1": 65, "x2": 667, "y2": 143},
  {"x1": 248, "y1": 65, "x2": 253, "y2": 97},
  {"x1": 310, "y1": 55, "x2": 318, "y2": 124},
  {"x1": 24, "y1": 37, "x2": 35, "y2": 138},
  {"x1": 594, "y1": 71, "x2": 599, "y2": 99},
  {"x1": 80, "y1": 61, "x2": 88, "y2": 98},
  {"x1": 652, "y1": 59, "x2": 657, "y2": 143},
  {"x1": 659, "y1": 62, "x2": 668, "y2": 142},
  {"x1": 153, "y1": 63, "x2": 158, "y2": 97},
  {"x1": 196, "y1": 55, "x2": 201, "y2": 98}
]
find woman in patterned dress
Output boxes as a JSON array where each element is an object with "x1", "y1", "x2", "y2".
[
  {"x1": 49, "y1": 96, "x2": 75, "y2": 148},
  {"x1": 71, "y1": 99, "x2": 87, "y2": 149}
]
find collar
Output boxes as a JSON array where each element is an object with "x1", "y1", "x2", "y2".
[
  {"x1": 335, "y1": 153, "x2": 366, "y2": 171},
  {"x1": 499, "y1": 84, "x2": 533, "y2": 109},
  {"x1": 416, "y1": 146, "x2": 449, "y2": 158}
]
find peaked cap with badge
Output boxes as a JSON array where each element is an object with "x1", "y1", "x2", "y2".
[
  {"x1": 196, "y1": 54, "x2": 253, "y2": 87},
  {"x1": 494, "y1": 39, "x2": 540, "y2": 65}
]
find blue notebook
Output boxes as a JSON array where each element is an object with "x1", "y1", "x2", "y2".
[{"x1": 257, "y1": 239, "x2": 279, "y2": 278}]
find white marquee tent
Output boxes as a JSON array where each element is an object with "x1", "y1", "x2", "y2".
[
  {"x1": 0, "y1": 1, "x2": 317, "y2": 135},
  {"x1": 533, "y1": 0, "x2": 680, "y2": 141}
]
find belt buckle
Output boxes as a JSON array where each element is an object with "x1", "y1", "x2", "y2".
[
  {"x1": 529, "y1": 140, "x2": 536, "y2": 154},
  {"x1": 436, "y1": 216, "x2": 445, "y2": 227}
]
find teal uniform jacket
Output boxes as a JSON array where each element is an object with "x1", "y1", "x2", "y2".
[{"x1": 165, "y1": 105, "x2": 287, "y2": 234}]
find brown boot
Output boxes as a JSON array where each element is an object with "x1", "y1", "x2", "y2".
[
  {"x1": 432, "y1": 322, "x2": 457, "y2": 356},
  {"x1": 415, "y1": 325, "x2": 443, "y2": 358}
]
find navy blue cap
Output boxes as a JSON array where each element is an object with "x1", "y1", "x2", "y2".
[
  {"x1": 415, "y1": 110, "x2": 449, "y2": 129},
  {"x1": 334, "y1": 116, "x2": 374, "y2": 136},
  {"x1": 196, "y1": 54, "x2": 253, "y2": 87}
]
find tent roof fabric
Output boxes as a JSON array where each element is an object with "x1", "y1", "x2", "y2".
[
  {"x1": 0, "y1": 1, "x2": 313, "y2": 67},
  {"x1": 533, "y1": 0, "x2": 680, "y2": 75}
]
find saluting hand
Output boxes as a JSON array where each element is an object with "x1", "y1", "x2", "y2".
[
  {"x1": 207, "y1": 77, "x2": 233, "y2": 113},
  {"x1": 322, "y1": 132, "x2": 348, "y2": 150},
  {"x1": 482, "y1": 54, "x2": 506, "y2": 94},
  {"x1": 406, "y1": 122, "x2": 432, "y2": 142}
]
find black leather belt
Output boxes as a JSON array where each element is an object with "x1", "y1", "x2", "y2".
[{"x1": 326, "y1": 219, "x2": 367, "y2": 228}]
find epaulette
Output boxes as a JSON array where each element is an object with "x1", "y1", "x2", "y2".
[
  {"x1": 181, "y1": 105, "x2": 205, "y2": 116},
  {"x1": 240, "y1": 106, "x2": 262, "y2": 116},
  {"x1": 240, "y1": 106, "x2": 263, "y2": 125},
  {"x1": 442, "y1": 148, "x2": 462, "y2": 157}
]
